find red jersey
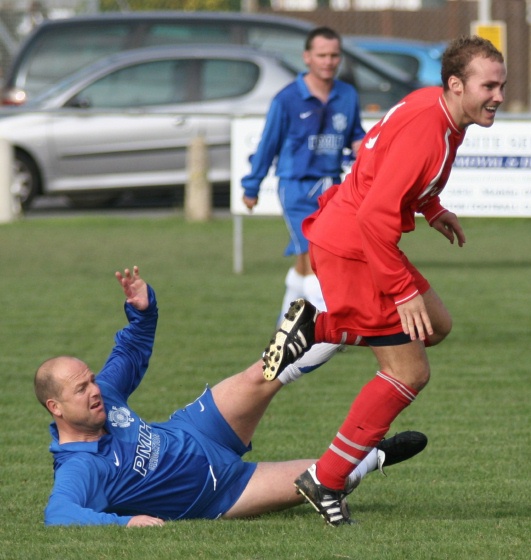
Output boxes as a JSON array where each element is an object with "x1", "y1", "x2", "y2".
[{"x1": 303, "y1": 87, "x2": 465, "y2": 305}]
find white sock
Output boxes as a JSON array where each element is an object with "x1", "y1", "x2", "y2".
[
  {"x1": 277, "y1": 271, "x2": 341, "y2": 384},
  {"x1": 277, "y1": 342, "x2": 341, "y2": 385},
  {"x1": 345, "y1": 448, "x2": 380, "y2": 492},
  {"x1": 302, "y1": 273, "x2": 327, "y2": 311},
  {"x1": 278, "y1": 267, "x2": 305, "y2": 326}
]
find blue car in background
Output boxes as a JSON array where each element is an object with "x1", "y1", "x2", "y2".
[{"x1": 344, "y1": 36, "x2": 446, "y2": 87}]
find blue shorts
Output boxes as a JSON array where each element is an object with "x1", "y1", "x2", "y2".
[
  {"x1": 168, "y1": 387, "x2": 257, "y2": 519},
  {"x1": 279, "y1": 177, "x2": 339, "y2": 256}
]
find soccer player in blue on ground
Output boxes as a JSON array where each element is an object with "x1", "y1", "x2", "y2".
[
  {"x1": 34, "y1": 266, "x2": 426, "y2": 526},
  {"x1": 242, "y1": 26, "x2": 366, "y2": 319}
]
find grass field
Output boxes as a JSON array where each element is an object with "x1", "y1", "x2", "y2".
[{"x1": 0, "y1": 214, "x2": 529, "y2": 559}]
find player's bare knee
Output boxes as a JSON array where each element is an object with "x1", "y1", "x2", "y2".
[
  {"x1": 414, "y1": 369, "x2": 430, "y2": 391},
  {"x1": 239, "y1": 363, "x2": 265, "y2": 387},
  {"x1": 429, "y1": 328, "x2": 449, "y2": 346},
  {"x1": 407, "y1": 364, "x2": 430, "y2": 391},
  {"x1": 428, "y1": 302, "x2": 453, "y2": 346}
]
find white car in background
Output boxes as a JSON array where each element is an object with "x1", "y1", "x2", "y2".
[{"x1": 0, "y1": 45, "x2": 297, "y2": 209}]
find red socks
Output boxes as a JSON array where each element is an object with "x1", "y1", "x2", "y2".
[{"x1": 316, "y1": 371, "x2": 418, "y2": 490}]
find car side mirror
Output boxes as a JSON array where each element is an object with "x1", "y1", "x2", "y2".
[{"x1": 65, "y1": 96, "x2": 91, "y2": 109}]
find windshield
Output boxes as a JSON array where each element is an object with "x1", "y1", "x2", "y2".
[{"x1": 24, "y1": 59, "x2": 113, "y2": 108}]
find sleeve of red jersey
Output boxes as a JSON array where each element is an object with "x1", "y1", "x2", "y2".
[
  {"x1": 419, "y1": 195, "x2": 448, "y2": 225},
  {"x1": 356, "y1": 116, "x2": 444, "y2": 304}
]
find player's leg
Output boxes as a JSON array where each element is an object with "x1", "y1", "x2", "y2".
[
  {"x1": 263, "y1": 242, "x2": 364, "y2": 380},
  {"x1": 279, "y1": 264, "x2": 305, "y2": 323},
  {"x1": 422, "y1": 287, "x2": 452, "y2": 345},
  {"x1": 290, "y1": 248, "x2": 432, "y2": 523},
  {"x1": 297, "y1": 340, "x2": 428, "y2": 519},
  {"x1": 278, "y1": 180, "x2": 311, "y2": 322},
  {"x1": 266, "y1": 182, "x2": 342, "y2": 377},
  {"x1": 225, "y1": 430, "x2": 428, "y2": 519},
  {"x1": 279, "y1": 179, "x2": 331, "y2": 313},
  {"x1": 276, "y1": 250, "x2": 345, "y2": 384},
  {"x1": 280, "y1": 253, "x2": 327, "y2": 320},
  {"x1": 211, "y1": 360, "x2": 283, "y2": 446},
  {"x1": 212, "y1": 341, "x2": 346, "y2": 444},
  {"x1": 222, "y1": 460, "x2": 312, "y2": 518},
  {"x1": 399, "y1": 251, "x2": 453, "y2": 346},
  {"x1": 298, "y1": 252, "x2": 326, "y2": 310},
  {"x1": 276, "y1": 338, "x2": 343, "y2": 385},
  {"x1": 222, "y1": 455, "x2": 379, "y2": 520}
]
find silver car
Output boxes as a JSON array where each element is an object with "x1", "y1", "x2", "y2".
[{"x1": 0, "y1": 45, "x2": 296, "y2": 209}]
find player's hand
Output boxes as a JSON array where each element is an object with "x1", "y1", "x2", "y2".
[
  {"x1": 431, "y1": 212, "x2": 466, "y2": 247},
  {"x1": 242, "y1": 195, "x2": 258, "y2": 211},
  {"x1": 126, "y1": 515, "x2": 165, "y2": 527},
  {"x1": 115, "y1": 266, "x2": 149, "y2": 311},
  {"x1": 397, "y1": 294, "x2": 433, "y2": 342}
]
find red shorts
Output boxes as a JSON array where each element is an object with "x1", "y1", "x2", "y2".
[{"x1": 310, "y1": 243, "x2": 430, "y2": 343}]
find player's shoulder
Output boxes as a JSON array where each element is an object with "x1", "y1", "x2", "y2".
[
  {"x1": 332, "y1": 80, "x2": 360, "y2": 109},
  {"x1": 54, "y1": 450, "x2": 101, "y2": 476},
  {"x1": 275, "y1": 79, "x2": 299, "y2": 100},
  {"x1": 389, "y1": 87, "x2": 446, "y2": 126},
  {"x1": 334, "y1": 78, "x2": 356, "y2": 91},
  {"x1": 403, "y1": 87, "x2": 444, "y2": 114}
]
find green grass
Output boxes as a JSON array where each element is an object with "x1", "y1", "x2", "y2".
[{"x1": 0, "y1": 214, "x2": 529, "y2": 559}]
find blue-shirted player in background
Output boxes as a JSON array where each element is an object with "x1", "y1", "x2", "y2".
[
  {"x1": 35, "y1": 266, "x2": 427, "y2": 527},
  {"x1": 242, "y1": 27, "x2": 366, "y2": 320}
]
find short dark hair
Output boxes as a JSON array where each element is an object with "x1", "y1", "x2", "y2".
[
  {"x1": 441, "y1": 35, "x2": 504, "y2": 90},
  {"x1": 305, "y1": 27, "x2": 342, "y2": 51}
]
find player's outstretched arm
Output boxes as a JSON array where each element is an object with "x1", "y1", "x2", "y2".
[{"x1": 115, "y1": 266, "x2": 149, "y2": 311}]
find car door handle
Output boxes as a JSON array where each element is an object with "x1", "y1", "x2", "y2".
[{"x1": 174, "y1": 116, "x2": 186, "y2": 126}]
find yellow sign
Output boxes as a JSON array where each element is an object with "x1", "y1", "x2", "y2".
[{"x1": 471, "y1": 20, "x2": 507, "y2": 57}]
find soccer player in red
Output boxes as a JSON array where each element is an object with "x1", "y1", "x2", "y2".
[{"x1": 262, "y1": 35, "x2": 507, "y2": 526}]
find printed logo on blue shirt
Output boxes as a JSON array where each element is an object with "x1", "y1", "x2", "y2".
[
  {"x1": 134, "y1": 420, "x2": 161, "y2": 477},
  {"x1": 108, "y1": 406, "x2": 135, "y2": 428},
  {"x1": 308, "y1": 134, "x2": 344, "y2": 153},
  {"x1": 332, "y1": 113, "x2": 347, "y2": 133}
]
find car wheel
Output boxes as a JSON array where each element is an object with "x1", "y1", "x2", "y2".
[{"x1": 13, "y1": 150, "x2": 40, "y2": 211}]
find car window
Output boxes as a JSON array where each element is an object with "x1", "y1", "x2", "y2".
[
  {"x1": 142, "y1": 23, "x2": 234, "y2": 46},
  {"x1": 69, "y1": 59, "x2": 190, "y2": 108},
  {"x1": 335, "y1": 53, "x2": 409, "y2": 111},
  {"x1": 201, "y1": 59, "x2": 259, "y2": 101},
  {"x1": 66, "y1": 58, "x2": 260, "y2": 108},
  {"x1": 246, "y1": 28, "x2": 305, "y2": 70},
  {"x1": 20, "y1": 25, "x2": 132, "y2": 97},
  {"x1": 370, "y1": 52, "x2": 420, "y2": 80}
]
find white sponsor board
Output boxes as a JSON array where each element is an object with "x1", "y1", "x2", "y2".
[
  {"x1": 231, "y1": 116, "x2": 531, "y2": 217},
  {"x1": 231, "y1": 116, "x2": 284, "y2": 217},
  {"x1": 442, "y1": 121, "x2": 531, "y2": 216}
]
